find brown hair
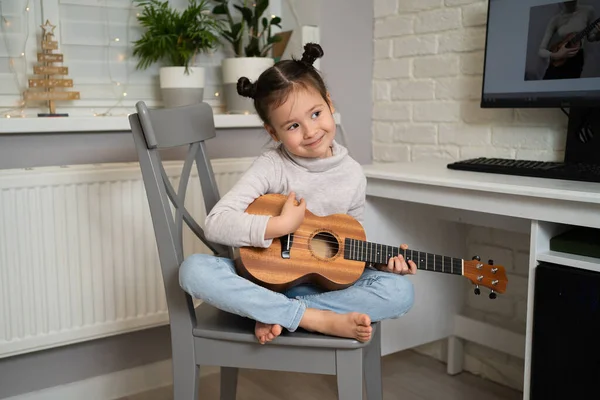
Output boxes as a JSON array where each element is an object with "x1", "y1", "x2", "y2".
[{"x1": 236, "y1": 43, "x2": 329, "y2": 126}]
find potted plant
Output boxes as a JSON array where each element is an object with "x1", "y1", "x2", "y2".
[
  {"x1": 132, "y1": 0, "x2": 222, "y2": 108},
  {"x1": 212, "y1": 0, "x2": 282, "y2": 113}
]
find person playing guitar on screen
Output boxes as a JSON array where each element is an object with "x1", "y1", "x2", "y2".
[{"x1": 539, "y1": 1, "x2": 600, "y2": 79}]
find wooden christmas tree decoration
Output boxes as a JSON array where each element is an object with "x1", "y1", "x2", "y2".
[{"x1": 24, "y1": 20, "x2": 79, "y2": 117}]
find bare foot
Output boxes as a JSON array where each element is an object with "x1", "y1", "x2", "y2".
[
  {"x1": 254, "y1": 321, "x2": 282, "y2": 344},
  {"x1": 299, "y1": 309, "x2": 372, "y2": 342}
]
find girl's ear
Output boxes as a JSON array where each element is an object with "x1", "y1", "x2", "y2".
[
  {"x1": 326, "y1": 92, "x2": 336, "y2": 113},
  {"x1": 264, "y1": 123, "x2": 279, "y2": 142}
]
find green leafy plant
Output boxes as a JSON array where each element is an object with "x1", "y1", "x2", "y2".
[
  {"x1": 132, "y1": 0, "x2": 222, "y2": 72},
  {"x1": 212, "y1": 0, "x2": 282, "y2": 57}
]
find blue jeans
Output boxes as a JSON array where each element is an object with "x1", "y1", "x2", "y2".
[{"x1": 179, "y1": 253, "x2": 415, "y2": 332}]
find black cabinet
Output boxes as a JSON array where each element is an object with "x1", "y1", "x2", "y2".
[{"x1": 530, "y1": 262, "x2": 600, "y2": 399}]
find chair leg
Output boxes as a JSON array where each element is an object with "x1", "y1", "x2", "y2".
[
  {"x1": 363, "y1": 326, "x2": 383, "y2": 400},
  {"x1": 336, "y1": 349, "x2": 363, "y2": 400},
  {"x1": 172, "y1": 356, "x2": 199, "y2": 400},
  {"x1": 220, "y1": 367, "x2": 239, "y2": 400}
]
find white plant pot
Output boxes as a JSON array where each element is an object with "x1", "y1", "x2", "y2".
[
  {"x1": 159, "y1": 66, "x2": 205, "y2": 108},
  {"x1": 222, "y1": 57, "x2": 274, "y2": 114}
]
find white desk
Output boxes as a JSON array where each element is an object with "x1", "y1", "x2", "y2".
[{"x1": 361, "y1": 162, "x2": 600, "y2": 399}]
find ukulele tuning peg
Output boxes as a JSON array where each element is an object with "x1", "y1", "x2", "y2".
[
  {"x1": 489, "y1": 290, "x2": 497, "y2": 300},
  {"x1": 474, "y1": 285, "x2": 481, "y2": 295},
  {"x1": 488, "y1": 259, "x2": 494, "y2": 265},
  {"x1": 472, "y1": 255, "x2": 481, "y2": 261}
]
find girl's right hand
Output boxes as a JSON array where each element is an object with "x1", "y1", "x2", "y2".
[
  {"x1": 264, "y1": 192, "x2": 306, "y2": 240},
  {"x1": 279, "y1": 191, "x2": 306, "y2": 234}
]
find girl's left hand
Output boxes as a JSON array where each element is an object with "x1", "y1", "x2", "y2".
[{"x1": 379, "y1": 243, "x2": 417, "y2": 275}]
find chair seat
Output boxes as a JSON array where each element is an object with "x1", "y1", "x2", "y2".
[{"x1": 193, "y1": 303, "x2": 375, "y2": 349}]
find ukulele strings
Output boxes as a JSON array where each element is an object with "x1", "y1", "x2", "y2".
[
  {"x1": 264, "y1": 245, "x2": 459, "y2": 269},
  {"x1": 279, "y1": 232, "x2": 409, "y2": 251},
  {"x1": 283, "y1": 233, "x2": 378, "y2": 246},
  {"x1": 266, "y1": 241, "x2": 457, "y2": 265},
  {"x1": 270, "y1": 234, "x2": 462, "y2": 266}
]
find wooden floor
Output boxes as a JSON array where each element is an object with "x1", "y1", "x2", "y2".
[{"x1": 124, "y1": 350, "x2": 523, "y2": 400}]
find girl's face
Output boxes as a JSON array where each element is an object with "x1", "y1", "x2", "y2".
[{"x1": 264, "y1": 86, "x2": 336, "y2": 159}]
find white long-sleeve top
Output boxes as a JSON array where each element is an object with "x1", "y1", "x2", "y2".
[{"x1": 204, "y1": 141, "x2": 367, "y2": 249}]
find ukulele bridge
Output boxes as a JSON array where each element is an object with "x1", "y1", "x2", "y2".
[{"x1": 279, "y1": 233, "x2": 293, "y2": 259}]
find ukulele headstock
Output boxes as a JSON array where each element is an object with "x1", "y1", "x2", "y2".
[{"x1": 463, "y1": 256, "x2": 508, "y2": 299}]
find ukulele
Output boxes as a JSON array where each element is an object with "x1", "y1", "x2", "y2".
[
  {"x1": 235, "y1": 194, "x2": 508, "y2": 298},
  {"x1": 549, "y1": 16, "x2": 600, "y2": 67}
]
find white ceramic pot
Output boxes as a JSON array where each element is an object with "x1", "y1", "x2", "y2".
[
  {"x1": 159, "y1": 66, "x2": 205, "y2": 108},
  {"x1": 221, "y1": 57, "x2": 274, "y2": 114}
]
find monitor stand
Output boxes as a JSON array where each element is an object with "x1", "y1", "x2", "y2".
[{"x1": 564, "y1": 107, "x2": 600, "y2": 165}]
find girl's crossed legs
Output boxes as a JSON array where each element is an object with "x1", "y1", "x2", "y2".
[{"x1": 179, "y1": 253, "x2": 414, "y2": 343}]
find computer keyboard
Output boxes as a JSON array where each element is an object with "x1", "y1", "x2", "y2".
[{"x1": 447, "y1": 158, "x2": 600, "y2": 183}]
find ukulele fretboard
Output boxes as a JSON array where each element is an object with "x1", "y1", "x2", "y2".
[
  {"x1": 343, "y1": 238, "x2": 462, "y2": 275},
  {"x1": 571, "y1": 17, "x2": 600, "y2": 44}
]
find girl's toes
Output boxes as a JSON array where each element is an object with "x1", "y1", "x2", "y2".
[{"x1": 357, "y1": 326, "x2": 372, "y2": 334}]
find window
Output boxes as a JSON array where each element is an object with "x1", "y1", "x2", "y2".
[
  {"x1": 0, "y1": 0, "x2": 248, "y2": 118},
  {"x1": 0, "y1": 0, "x2": 286, "y2": 119}
]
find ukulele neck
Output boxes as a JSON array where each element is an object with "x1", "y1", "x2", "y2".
[
  {"x1": 571, "y1": 17, "x2": 600, "y2": 44},
  {"x1": 344, "y1": 238, "x2": 463, "y2": 275}
]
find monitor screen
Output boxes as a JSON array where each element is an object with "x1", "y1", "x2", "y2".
[{"x1": 482, "y1": 0, "x2": 600, "y2": 107}]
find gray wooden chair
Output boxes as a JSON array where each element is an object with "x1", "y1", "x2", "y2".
[{"x1": 128, "y1": 100, "x2": 383, "y2": 400}]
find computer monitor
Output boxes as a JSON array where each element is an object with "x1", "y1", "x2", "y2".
[{"x1": 481, "y1": 0, "x2": 600, "y2": 164}]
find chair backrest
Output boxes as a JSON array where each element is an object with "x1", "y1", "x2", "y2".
[{"x1": 129, "y1": 101, "x2": 231, "y2": 337}]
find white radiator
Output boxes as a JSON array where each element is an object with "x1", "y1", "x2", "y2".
[{"x1": 0, "y1": 158, "x2": 254, "y2": 359}]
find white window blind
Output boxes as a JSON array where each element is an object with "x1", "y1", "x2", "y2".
[
  {"x1": 0, "y1": 0, "x2": 286, "y2": 118},
  {"x1": 1, "y1": 0, "x2": 227, "y2": 117},
  {"x1": 0, "y1": 0, "x2": 37, "y2": 115},
  {"x1": 57, "y1": 0, "x2": 225, "y2": 115}
]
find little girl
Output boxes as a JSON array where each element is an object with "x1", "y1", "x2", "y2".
[{"x1": 179, "y1": 43, "x2": 417, "y2": 344}]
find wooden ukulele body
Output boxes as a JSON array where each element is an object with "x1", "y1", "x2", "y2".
[
  {"x1": 234, "y1": 195, "x2": 508, "y2": 296},
  {"x1": 235, "y1": 194, "x2": 367, "y2": 292}
]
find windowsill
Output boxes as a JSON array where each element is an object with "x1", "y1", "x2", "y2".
[{"x1": 1, "y1": 113, "x2": 342, "y2": 134}]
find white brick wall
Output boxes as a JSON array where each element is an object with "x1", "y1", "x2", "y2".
[
  {"x1": 413, "y1": 226, "x2": 530, "y2": 391},
  {"x1": 371, "y1": 0, "x2": 570, "y2": 392},
  {"x1": 372, "y1": 0, "x2": 568, "y2": 164}
]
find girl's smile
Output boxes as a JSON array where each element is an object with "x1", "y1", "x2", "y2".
[{"x1": 305, "y1": 134, "x2": 323, "y2": 147}]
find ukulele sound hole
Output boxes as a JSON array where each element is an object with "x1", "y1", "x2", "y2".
[{"x1": 310, "y1": 232, "x2": 339, "y2": 260}]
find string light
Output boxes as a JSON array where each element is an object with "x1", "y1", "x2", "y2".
[
  {"x1": 0, "y1": 0, "x2": 137, "y2": 117},
  {"x1": 0, "y1": 0, "x2": 31, "y2": 118},
  {"x1": 93, "y1": 0, "x2": 135, "y2": 116},
  {"x1": 2, "y1": 0, "x2": 233, "y2": 118}
]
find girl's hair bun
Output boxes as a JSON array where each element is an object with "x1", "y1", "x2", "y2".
[
  {"x1": 300, "y1": 43, "x2": 324, "y2": 67},
  {"x1": 237, "y1": 76, "x2": 257, "y2": 99}
]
